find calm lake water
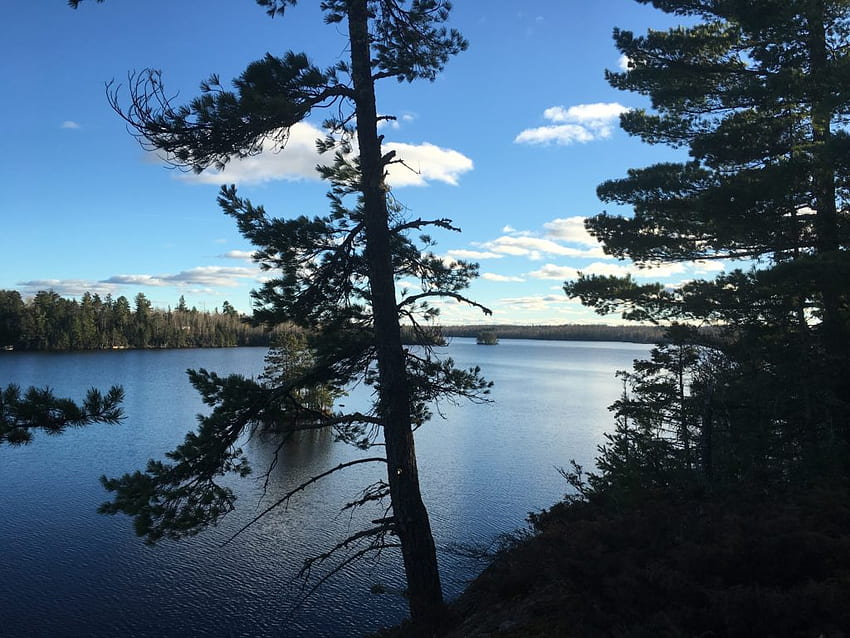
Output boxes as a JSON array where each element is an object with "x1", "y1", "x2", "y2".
[{"x1": 0, "y1": 338, "x2": 649, "y2": 637}]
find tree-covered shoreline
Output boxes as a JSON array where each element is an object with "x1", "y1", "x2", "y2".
[
  {"x1": 440, "y1": 323, "x2": 663, "y2": 344},
  {"x1": 1, "y1": 289, "x2": 668, "y2": 353},
  {"x1": 0, "y1": 289, "x2": 270, "y2": 351}
]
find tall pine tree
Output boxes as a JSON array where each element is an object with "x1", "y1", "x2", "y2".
[
  {"x1": 72, "y1": 0, "x2": 489, "y2": 623},
  {"x1": 567, "y1": 0, "x2": 850, "y2": 487}
]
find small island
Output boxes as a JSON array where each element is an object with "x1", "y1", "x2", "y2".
[{"x1": 476, "y1": 330, "x2": 498, "y2": 345}]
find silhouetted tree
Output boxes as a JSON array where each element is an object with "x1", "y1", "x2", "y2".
[
  {"x1": 566, "y1": 0, "x2": 850, "y2": 490},
  {"x1": 72, "y1": 0, "x2": 489, "y2": 623}
]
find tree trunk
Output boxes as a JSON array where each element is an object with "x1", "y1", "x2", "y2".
[
  {"x1": 346, "y1": 0, "x2": 445, "y2": 623},
  {"x1": 806, "y1": 0, "x2": 850, "y2": 445}
]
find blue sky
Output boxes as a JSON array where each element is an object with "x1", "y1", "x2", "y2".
[{"x1": 1, "y1": 1, "x2": 718, "y2": 324}]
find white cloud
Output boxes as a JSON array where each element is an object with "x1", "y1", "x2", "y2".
[
  {"x1": 484, "y1": 235, "x2": 606, "y2": 259},
  {"x1": 17, "y1": 279, "x2": 118, "y2": 298},
  {"x1": 481, "y1": 273, "x2": 526, "y2": 283},
  {"x1": 183, "y1": 122, "x2": 326, "y2": 185},
  {"x1": 583, "y1": 262, "x2": 633, "y2": 277},
  {"x1": 445, "y1": 249, "x2": 503, "y2": 260},
  {"x1": 526, "y1": 264, "x2": 579, "y2": 280},
  {"x1": 636, "y1": 263, "x2": 686, "y2": 278},
  {"x1": 102, "y1": 266, "x2": 258, "y2": 288},
  {"x1": 526, "y1": 259, "x2": 724, "y2": 283},
  {"x1": 692, "y1": 260, "x2": 726, "y2": 274},
  {"x1": 498, "y1": 294, "x2": 566, "y2": 311},
  {"x1": 179, "y1": 121, "x2": 472, "y2": 188},
  {"x1": 102, "y1": 274, "x2": 170, "y2": 287},
  {"x1": 527, "y1": 261, "x2": 636, "y2": 281},
  {"x1": 515, "y1": 102, "x2": 629, "y2": 146},
  {"x1": 61, "y1": 121, "x2": 81, "y2": 129},
  {"x1": 384, "y1": 142, "x2": 473, "y2": 187},
  {"x1": 514, "y1": 124, "x2": 595, "y2": 146},
  {"x1": 618, "y1": 54, "x2": 632, "y2": 71},
  {"x1": 542, "y1": 216, "x2": 598, "y2": 246},
  {"x1": 219, "y1": 250, "x2": 255, "y2": 261}
]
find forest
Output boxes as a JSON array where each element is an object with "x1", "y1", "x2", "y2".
[
  {"x1": 0, "y1": 289, "x2": 269, "y2": 350},
  {"x1": 0, "y1": 288, "x2": 664, "y2": 352},
  {"x1": 441, "y1": 323, "x2": 663, "y2": 343}
]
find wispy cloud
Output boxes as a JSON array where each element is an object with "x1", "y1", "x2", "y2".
[
  {"x1": 482, "y1": 235, "x2": 606, "y2": 260},
  {"x1": 526, "y1": 264, "x2": 579, "y2": 280},
  {"x1": 61, "y1": 121, "x2": 81, "y2": 130},
  {"x1": 445, "y1": 249, "x2": 503, "y2": 260},
  {"x1": 17, "y1": 279, "x2": 117, "y2": 298},
  {"x1": 514, "y1": 102, "x2": 629, "y2": 146},
  {"x1": 526, "y1": 260, "x2": 727, "y2": 283},
  {"x1": 498, "y1": 294, "x2": 566, "y2": 312},
  {"x1": 218, "y1": 250, "x2": 255, "y2": 261},
  {"x1": 481, "y1": 273, "x2": 525, "y2": 283},
  {"x1": 102, "y1": 266, "x2": 258, "y2": 288}
]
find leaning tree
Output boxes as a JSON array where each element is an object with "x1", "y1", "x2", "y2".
[
  {"x1": 70, "y1": 0, "x2": 490, "y2": 624},
  {"x1": 566, "y1": 0, "x2": 850, "y2": 489}
]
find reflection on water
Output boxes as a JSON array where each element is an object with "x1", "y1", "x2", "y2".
[
  {"x1": 246, "y1": 427, "x2": 338, "y2": 478},
  {"x1": 0, "y1": 339, "x2": 649, "y2": 637}
]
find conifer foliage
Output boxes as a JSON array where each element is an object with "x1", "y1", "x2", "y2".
[
  {"x1": 566, "y1": 0, "x2": 850, "y2": 493},
  {"x1": 1, "y1": 384, "x2": 124, "y2": 446},
  {"x1": 72, "y1": 0, "x2": 490, "y2": 623}
]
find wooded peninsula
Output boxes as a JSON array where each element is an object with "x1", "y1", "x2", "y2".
[{"x1": 0, "y1": 289, "x2": 269, "y2": 350}]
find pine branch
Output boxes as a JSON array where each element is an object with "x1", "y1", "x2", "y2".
[{"x1": 1, "y1": 384, "x2": 125, "y2": 446}]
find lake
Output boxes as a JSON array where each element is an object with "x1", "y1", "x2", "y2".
[{"x1": 0, "y1": 338, "x2": 650, "y2": 637}]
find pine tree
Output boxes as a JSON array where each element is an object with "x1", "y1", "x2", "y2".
[
  {"x1": 566, "y1": 0, "x2": 850, "y2": 487},
  {"x1": 259, "y1": 329, "x2": 341, "y2": 421},
  {"x1": 1, "y1": 384, "x2": 124, "y2": 446},
  {"x1": 73, "y1": 0, "x2": 490, "y2": 623}
]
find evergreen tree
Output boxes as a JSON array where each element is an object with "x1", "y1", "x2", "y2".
[
  {"x1": 1, "y1": 384, "x2": 124, "y2": 446},
  {"x1": 566, "y1": 0, "x2": 850, "y2": 488},
  {"x1": 132, "y1": 292, "x2": 153, "y2": 348},
  {"x1": 72, "y1": 0, "x2": 489, "y2": 623},
  {"x1": 220, "y1": 300, "x2": 238, "y2": 318},
  {"x1": 0, "y1": 290, "x2": 26, "y2": 348},
  {"x1": 259, "y1": 329, "x2": 342, "y2": 422}
]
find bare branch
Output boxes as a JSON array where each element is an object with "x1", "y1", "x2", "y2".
[
  {"x1": 221, "y1": 456, "x2": 387, "y2": 546},
  {"x1": 400, "y1": 291, "x2": 493, "y2": 316},
  {"x1": 391, "y1": 217, "x2": 461, "y2": 235}
]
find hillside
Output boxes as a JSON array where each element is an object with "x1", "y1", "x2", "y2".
[{"x1": 376, "y1": 484, "x2": 850, "y2": 637}]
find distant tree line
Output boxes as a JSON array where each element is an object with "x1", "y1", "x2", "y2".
[
  {"x1": 0, "y1": 289, "x2": 270, "y2": 351},
  {"x1": 440, "y1": 323, "x2": 664, "y2": 344}
]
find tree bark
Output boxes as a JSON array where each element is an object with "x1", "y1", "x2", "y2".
[
  {"x1": 346, "y1": 0, "x2": 445, "y2": 623},
  {"x1": 806, "y1": 0, "x2": 850, "y2": 444}
]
